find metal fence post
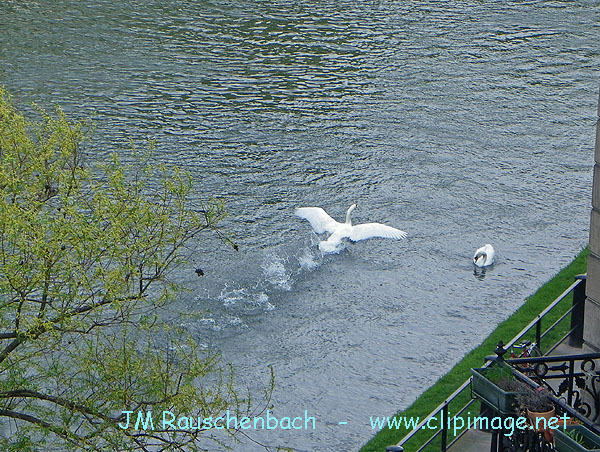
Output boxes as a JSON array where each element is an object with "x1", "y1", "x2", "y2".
[
  {"x1": 567, "y1": 358, "x2": 575, "y2": 406},
  {"x1": 495, "y1": 340, "x2": 507, "y2": 362},
  {"x1": 441, "y1": 403, "x2": 448, "y2": 452},
  {"x1": 569, "y1": 274, "x2": 586, "y2": 347}
]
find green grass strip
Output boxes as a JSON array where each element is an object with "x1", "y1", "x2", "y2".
[{"x1": 359, "y1": 247, "x2": 589, "y2": 452}]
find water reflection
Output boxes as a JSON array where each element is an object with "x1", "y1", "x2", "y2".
[
  {"x1": 473, "y1": 264, "x2": 495, "y2": 280},
  {"x1": 1, "y1": 1, "x2": 598, "y2": 450}
]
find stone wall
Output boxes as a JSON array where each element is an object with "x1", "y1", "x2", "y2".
[{"x1": 584, "y1": 89, "x2": 600, "y2": 351}]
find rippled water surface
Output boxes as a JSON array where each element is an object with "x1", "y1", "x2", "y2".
[{"x1": 1, "y1": 1, "x2": 599, "y2": 450}]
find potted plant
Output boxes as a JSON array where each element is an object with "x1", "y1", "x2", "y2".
[
  {"x1": 517, "y1": 387, "x2": 555, "y2": 442},
  {"x1": 471, "y1": 363, "x2": 529, "y2": 415},
  {"x1": 554, "y1": 425, "x2": 600, "y2": 452}
]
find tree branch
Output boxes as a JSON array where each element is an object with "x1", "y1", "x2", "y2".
[
  {"x1": 0, "y1": 294, "x2": 146, "y2": 364},
  {"x1": 0, "y1": 389, "x2": 117, "y2": 423},
  {"x1": 0, "y1": 408, "x2": 96, "y2": 450}
]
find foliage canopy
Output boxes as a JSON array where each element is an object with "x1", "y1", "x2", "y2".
[{"x1": 0, "y1": 88, "x2": 262, "y2": 451}]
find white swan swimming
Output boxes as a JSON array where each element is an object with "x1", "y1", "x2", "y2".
[
  {"x1": 473, "y1": 244, "x2": 495, "y2": 267},
  {"x1": 295, "y1": 204, "x2": 407, "y2": 254}
]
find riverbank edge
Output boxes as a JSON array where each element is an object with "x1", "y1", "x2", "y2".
[{"x1": 358, "y1": 247, "x2": 589, "y2": 452}]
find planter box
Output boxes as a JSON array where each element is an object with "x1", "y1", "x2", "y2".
[
  {"x1": 471, "y1": 367, "x2": 527, "y2": 415},
  {"x1": 554, "y1": 425, "x2": 600, "y2": 452}
]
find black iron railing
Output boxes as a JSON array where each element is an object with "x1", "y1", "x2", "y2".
[
  {"x1": 385, "y1": 275, "x2": 587, "y2": 452},
  {"x1": 507, "y1": 353, "x2": 600, "y2": 430},
  {"x1": 478, "y1": 344, "x2": 600, "y2": 452}
]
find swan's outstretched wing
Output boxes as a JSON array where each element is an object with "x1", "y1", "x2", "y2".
[
  {"x1": 349, "y1": 223, "x2": 407, "y2": 242},
  {"x1": 295, "y1": 207, "x2": 340, "y2": 234}
]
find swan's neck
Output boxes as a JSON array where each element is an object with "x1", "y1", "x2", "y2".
[
  {"x1": 475, "y1": 252, "x2": 487, "y2": 264},
  {"x1": 345, "y1": 205, "x2": 355, "y2": 224}
]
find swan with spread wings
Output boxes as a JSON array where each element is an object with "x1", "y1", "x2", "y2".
[{"x1": 295, "y1": 203, "x2": 407, "y2": 254}]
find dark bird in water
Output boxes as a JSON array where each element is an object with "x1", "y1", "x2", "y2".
[{"x1": 195, "y1": 268, "x2": 204, "y2": 277}]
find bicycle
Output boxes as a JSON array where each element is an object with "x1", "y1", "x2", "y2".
[
  {"x1": 508, "y1": 340, "x2": 547, "y2": 383},
  {"x1": 509, "y1": 340, "x2": 543, "y2": 360}
]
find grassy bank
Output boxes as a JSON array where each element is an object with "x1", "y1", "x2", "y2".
[{"x1": 359, "y1": 247, "x2": 588, "y2": 452}]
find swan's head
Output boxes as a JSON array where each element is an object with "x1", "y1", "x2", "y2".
[
  {"x1": 473, "y1": 252, "x2": 487, "y2": 266},
  {"x1": 348, "y1": 203, "x2": 357, "y2": 213}
]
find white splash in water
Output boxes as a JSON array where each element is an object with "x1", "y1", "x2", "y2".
[
  {"x1": 262, "y1": 253, "x2": 291, "y2": 291},
  {"x1": 198, "y1": 317, "x2": 221, "y2": 331},
  {"x1": 218, "y1": 288, "x2": 247, "y2": 307},
  {"x1": 256, "y1": 292, "x2": 270, "y2": 305},
  {"x1": 218, "y1": 286, "x2": 272, "y2": 309},
  {"x1": 228, "y1": 316, "x2": 247, "y2": 328},
  {"x1": 298, "y1": 247, "x2": 320, "y2": 271}
]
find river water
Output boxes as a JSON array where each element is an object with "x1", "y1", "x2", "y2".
[{"x1": 1, "y1": 1, "x2": 599, "y2": 451}]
